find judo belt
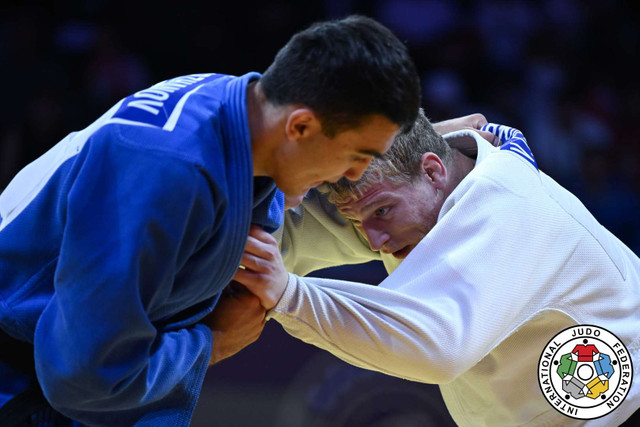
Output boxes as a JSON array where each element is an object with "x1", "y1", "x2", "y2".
[{"x1": 0, "y1": 328, "x2": 70, "y2": 426}]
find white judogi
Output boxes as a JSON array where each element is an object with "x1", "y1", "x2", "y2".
[{"x1": 273, "y1": 131, "x2": 640, "y2": 426}]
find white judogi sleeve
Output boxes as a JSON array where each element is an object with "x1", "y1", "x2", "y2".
[{"x1": 276, "y1": 189, "x2": 386, "y2": 276}]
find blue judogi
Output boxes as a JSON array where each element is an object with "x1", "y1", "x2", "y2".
[{"x1": 0, "y1": 72, "x2": 283, "y2": 425}]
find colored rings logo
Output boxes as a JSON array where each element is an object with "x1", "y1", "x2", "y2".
[{"x1": 538, "y1": 325, "x2": 633, "y2": 419}]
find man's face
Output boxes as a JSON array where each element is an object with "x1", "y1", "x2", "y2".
[
  {"x1": 336, "y1": 177, "x2": 445, "y2": 259},
  {"x1": 273, "y1": 115, "x2": 399, "y2": 199}
]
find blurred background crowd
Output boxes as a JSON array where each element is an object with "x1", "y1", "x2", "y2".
[{"x1": 1, "y1": 1, "x2": 638, "y2": 425}]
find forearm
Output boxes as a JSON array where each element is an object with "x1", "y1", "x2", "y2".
[
  {"x1": 432, "y1": 113, "x2": 487, "y2": 135},
  {"x1": 268, "y1": 274, "x2": 465, "y2": 384},
  {"x1": 35, "y1": 318, "x2": 212, "y2": 425}
]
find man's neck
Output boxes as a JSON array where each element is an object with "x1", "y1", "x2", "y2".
[{"x1": 246, "y1": 81, "x2": 273, "y2": 177}]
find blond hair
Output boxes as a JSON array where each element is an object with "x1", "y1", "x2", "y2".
[{"x1": 327, "y1": 109, "x2": 452, "y2": 204}]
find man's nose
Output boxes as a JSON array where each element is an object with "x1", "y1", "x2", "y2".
[
  {"x1": 343, "y1": 158, "x2": 372, "y2": 181},
  {"x1": 363, "y1": 226, "x2": 389, "y2": 252}
]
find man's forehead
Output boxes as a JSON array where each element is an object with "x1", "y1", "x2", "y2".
[
  {"x1": 352, "y1": 115, "x2": 398, "y2": 151},
  {"x1": 336, "y1": 184, "x2": 390, "y2": 214}
]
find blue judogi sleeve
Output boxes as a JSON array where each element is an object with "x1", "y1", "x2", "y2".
[{"x1": 33, "y1": 133, "x2": 217, "y2": 425}]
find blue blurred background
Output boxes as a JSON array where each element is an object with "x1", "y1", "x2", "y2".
[{"x1": 1, "y1": 1, "x2": 638, "y2": 425}]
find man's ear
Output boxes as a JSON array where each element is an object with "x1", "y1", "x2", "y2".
[
  {"x1": 285, "y1": 108, "x2": 323, "y2": 142},
  {"x1": 420, "y1": 152, "x2": 447, "y2": 189}
]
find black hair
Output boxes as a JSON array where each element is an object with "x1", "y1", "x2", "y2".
[{"x1": 261, "y1": 15, "x2": 421, "y2": 137}]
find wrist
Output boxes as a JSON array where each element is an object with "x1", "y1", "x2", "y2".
[{"x1": 267, "y1": 273, "x2": 295, "y2": 317}]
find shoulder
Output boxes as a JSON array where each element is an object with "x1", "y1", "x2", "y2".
[
  {"x1": 440, "y1": 148, "x2": 542, "y2": 222},
  {"x1": 72, "y1": 129, "x2": 222, "y2": 213},
  {"x1": 438, "y1": 157, "x2": 546, "y2": 235}
]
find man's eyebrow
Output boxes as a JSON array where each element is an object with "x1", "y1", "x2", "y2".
[
  {"x1": 360, "y1": 193, "x2": 392, "y2": 214},
  {"x1": 357, "y1": 149, "x2": 383, "y2": 159}
]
